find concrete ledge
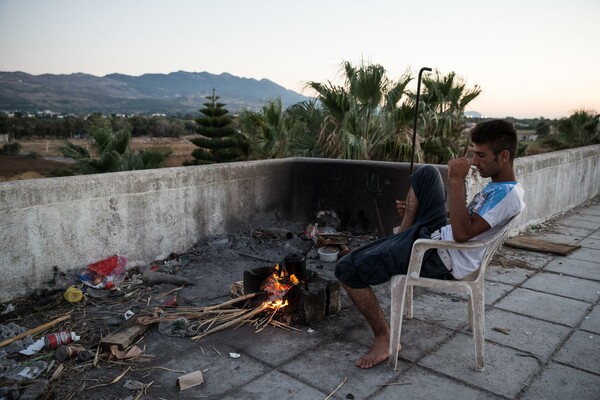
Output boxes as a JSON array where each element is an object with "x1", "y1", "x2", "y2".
[{"x1": 1, "y1": 145, "x2": 599, "y2": 302}]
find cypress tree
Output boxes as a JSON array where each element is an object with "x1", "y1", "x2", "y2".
[{"x1": 187, "y1": 89, "x2": 248, "y2": 165}]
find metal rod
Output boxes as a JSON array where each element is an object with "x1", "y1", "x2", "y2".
[{"x1": 409, "y1": 67, "x2": 432, "y2": 174}]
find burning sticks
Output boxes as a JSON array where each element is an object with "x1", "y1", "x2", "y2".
[{"x1": 136, "y1": 266, "x2": 302, "y2": 340}]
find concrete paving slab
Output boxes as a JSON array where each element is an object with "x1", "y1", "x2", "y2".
[
  {"x1": 533, "y1": 232, "x2": 584, "y2": 245},
  {"x1": 580, "y1": 305, "x2": 600, "y2": 334},
  {"x1": 372, "y1": 366, "x2": 499, "y2": 400},
  {"x1": 522, "y1": 362, "x2": 600, "y2": 400},
  {"x1": 575, "y1": 207, "x2": 600, "y2": 216},
  {"x1": 554, "y1": 217, "x2": 600, "y2": 231},
  {"x1": 553, "y1": 330, "x2": 600, "y2": 374},
  {"x1": 493, "y1": 246, "x2": 553, "y2": 270},
  {"x1": 138, "y1": 331, "x2": 270, "y2": 399},
  {"x1": 544, "y1": 257, "x2": 600, "y2": 281},
  {"x1": 483, "y1": 308, "x2": 571, "y2": 360},
  {"x1": 486, "y1": 264, "x2": 535, "y2": 285},
  {"x1": 212, "y1": 324, "x2": 327, "y2": 367},
  {"x1": 221, "y1": 370, "x2": 327, "y2": 399},
  {"x1": 545, "y1": 226, "x2": 595, "y2": 238},
  {"x1": 368, "y1": 319, "x2": 454, "y2": 362},
  {"x1": 522, "y1": 272, "x2": 600, "y2": 302},
  {"x1": 279, "y1": 341, "x2": 405, "y2": 400},
  {"x1": 410, "y1": 291, "x2": 471, "y2": 330},
  {"x1": 567, "y1": 247, "x2": 600, "y2": 264},
  {"x1": 485, "y1": 281, "x2": 515, "y2": 305},
  {"x1": 411, "y1": 281, "x2": 514, "y2": 306},
  {"x1": 419, "y1": 333, "x2": 541, "y2": 398},
  {"x1": 578, "y1": 236, "x2": 600, "y2": 250},
  {"x1": 495, "y1": 288, "x2": 591, "y2": 326}
]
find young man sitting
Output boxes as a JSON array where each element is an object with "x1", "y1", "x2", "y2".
[{"x1": 335, "y1": 119, "x2": 526, "y2": 369}]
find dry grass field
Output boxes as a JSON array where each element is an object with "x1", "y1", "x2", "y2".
[{"x1": 0, "y1": 137, "x2": 197, "y2": 181}]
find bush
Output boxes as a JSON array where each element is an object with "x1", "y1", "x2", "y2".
[{"x1": 0, "y1": 142, "x2": 21, "y2": 154}]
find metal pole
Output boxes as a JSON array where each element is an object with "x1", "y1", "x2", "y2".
[{"x1": 409, "y1": 67, "x2": 432, "y2": 174}]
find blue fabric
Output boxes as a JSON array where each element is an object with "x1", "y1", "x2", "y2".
[{"x1": 335, "y1": 165, "x2": 453, "y2": 289}]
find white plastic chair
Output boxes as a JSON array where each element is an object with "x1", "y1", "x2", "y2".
[{"x1": 388, "y1": 216, "x2": 519, "y2": 372}]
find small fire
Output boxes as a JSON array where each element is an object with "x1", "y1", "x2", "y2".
[{"x1": 260, "y1": 264, "x2": 299, "y2": 310}]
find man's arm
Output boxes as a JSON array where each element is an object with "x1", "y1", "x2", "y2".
[{"x1": 447, "y1": 158, "x2": 491, "y2": 242}]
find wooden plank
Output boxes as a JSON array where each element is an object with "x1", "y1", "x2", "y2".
[
  {"x1": 504, "y1": 237, "x2": 581, "y2": 256},
  {"x1": 100, "y1": 324, "x2": 148, "y2": 351}
]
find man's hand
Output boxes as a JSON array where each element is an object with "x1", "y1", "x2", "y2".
[
  {"x1": 448, "y1": 157, "x2": 471, "y2": 181},
  {"x1": 395, "y1": 200, "x2": 406, "y2": 219}
]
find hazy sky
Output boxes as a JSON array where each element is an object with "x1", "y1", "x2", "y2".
[{"x1": 1, "y1": 0, "x2": 599, "y2": 118}]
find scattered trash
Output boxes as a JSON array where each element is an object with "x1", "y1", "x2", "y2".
[
  {"x1": 43, "y1": 330, "x2": 80, "y2": 350},
  {"x1": 318, "y1": 246, "x2": 339, "y2": 262},
  {"x1": 63, "y1": 286, "x2": 83, "y2": 303},
  {"x1": 0, "y1": 315, "x2": 70, "y2": 349},
  {"x1": 79, "y1": 255, "x2": 127, "y2": 290},
  {"x1": 177, "y1": 370, "x2": 204, "y2": 391},
  {"x1": 492, "y1": 327, "x2": 511, "y2": 335},
  {"x1": 1, "y1": 304, "x2": 15, "y2": 315},
  {"x1": 229, "y1": 352, "x2": 241, "y2": 358},
  {"x1": 110, "y1": 345, "x2": 143, "y2": 360},
  {"x1": 316, "y1": 210, "x2": 341, "y2": 229},
  {"x1": 123, "y1": 379, "x2": 151, "y2": 391},
  {"x1": 19, "y1": 338, "x2": 45, "y2": 356},
  {"x1": 158, "y1": 317, "x2": 194, "y2": 338},
  {"x1": 15, "y1": 361, "x2": 48, "y2": 381},
  {"x1": 55, "y1": 344, "x2": 86, "y2": 361},
  {"x1": 307, "y1": 328, "x2": 315, "y2": 334},
  {"x1": 18, "y1": 379, "x2": 48, "y2": 400},
  {"x1": 142, "y1": 271, "x2": 194, "y2": 287},
  {"x1": 123, "y1": 310, "x2": 135, "y2": 320}
]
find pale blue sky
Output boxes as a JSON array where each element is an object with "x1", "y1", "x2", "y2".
[{"x1": 1, "y1": 0, "x2": 599, "y2": 118}]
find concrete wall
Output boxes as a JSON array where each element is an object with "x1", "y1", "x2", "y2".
[{"x1": 1, "y1": 144, "x2": 599, "y2": 301}]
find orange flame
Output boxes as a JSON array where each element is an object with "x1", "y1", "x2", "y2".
[{"x1": 260, "y1": 264, "x2": 299, "y2": 309}]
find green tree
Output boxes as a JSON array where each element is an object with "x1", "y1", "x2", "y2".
[
  {"x1": 58, "y1": 126, "x2": 172, "y2": 174},
  {"x1": 418, "y1": 71, "x2": 482, "y2": 163},
  {"x1": 239, "y1": 98, "x2": 321, "y2": 159},
  {"x1": 543, "y1": 110, "x2": 599, "y2": 150},
  {"x1": 186, "y1": 89, "x2": 248, "y2": 165},
  {"x1": 306, "y1": 61, "x2": 413, "y2": 160}
]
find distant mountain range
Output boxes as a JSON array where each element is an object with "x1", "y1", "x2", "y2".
[{"x1": 0, "y1": 71, "x2": 310, "y2": 115}]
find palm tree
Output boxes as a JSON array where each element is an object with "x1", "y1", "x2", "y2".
[
  {"x1": 239, "y1": 98, "x2": 322, "y2": 159},
  {"x1": 544, "y1": 109, "x2": 599, "y2": 150},
  {"x1": 418, "y1": 71, "x2": 481, "y2": 163},
  {"x1": 306, "y1": 61, "x2": 413, "y2": 160},
  {"x1": 58, "y1": 126, "x2": 172, "y2": 174}
]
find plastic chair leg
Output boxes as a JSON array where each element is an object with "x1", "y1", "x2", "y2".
[
  {"x1": 405, "y1": 284, "x2": 414, "y2": 319},
  {"x1": 470, "y1": 288, "x2": 485, "y2": 371},
  {"x1": 389, "y1": 276, "x2": 408, "y2": 370}
]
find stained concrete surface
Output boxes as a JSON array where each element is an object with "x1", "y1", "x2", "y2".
[{"x1": 3, "y1": 199, "x2": 600, "y2": 399}]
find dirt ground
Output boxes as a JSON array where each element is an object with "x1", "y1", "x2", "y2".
[{"x1": 0, "y1": 137, "x2": 197, "y2": 181}]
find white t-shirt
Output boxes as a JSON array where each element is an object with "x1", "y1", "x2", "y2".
[{"x1": 441, "y1": 182, "x2": 525, "y2": 279}]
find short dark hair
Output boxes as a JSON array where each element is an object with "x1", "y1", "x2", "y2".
[{"x1": 470, "y1": 119, "x2": 517, "y2": 162}]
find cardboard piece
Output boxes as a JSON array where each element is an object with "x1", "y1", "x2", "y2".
[{"x1": 177, "y1": 370, "x2": 204, "y2": 391}]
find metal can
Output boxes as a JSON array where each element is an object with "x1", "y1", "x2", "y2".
[
  {"x1": 43, "y1": 330, "x2": 73, "y2": 350},
  {"x1": 55, "y1": 344, "x2": 85, "y2": 361}
]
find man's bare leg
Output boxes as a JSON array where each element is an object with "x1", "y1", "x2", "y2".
[
  {"x1": 393, "y1": 187, "x2": 419, "y2": 234},
  {"x1": 341, "y1": 282, "x2": 390, "y2": 368}
]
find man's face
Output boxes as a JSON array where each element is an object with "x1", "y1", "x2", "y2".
[{"x1": 470, "y1": 143, "x2": 505, "y2": 178}]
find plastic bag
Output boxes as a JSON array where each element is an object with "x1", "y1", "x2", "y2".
[{"x1": 79, "y1": 255, "x2": 127, "y2": 290}]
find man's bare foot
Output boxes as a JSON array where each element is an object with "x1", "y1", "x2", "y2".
[{"x1": 355, "y1": 334, "x2": 389, "y2": 369}]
